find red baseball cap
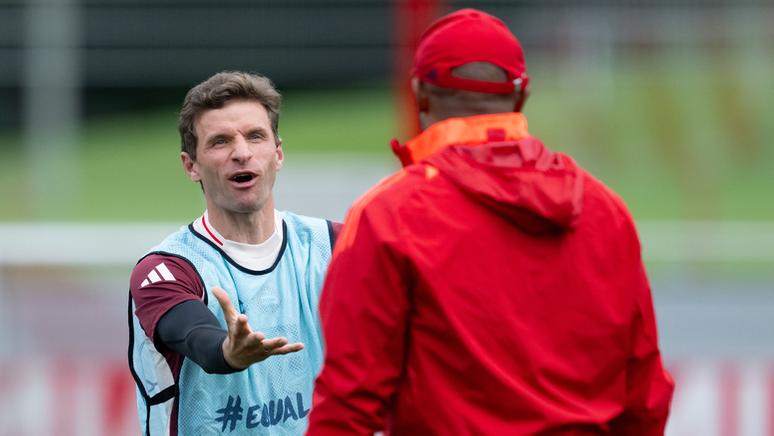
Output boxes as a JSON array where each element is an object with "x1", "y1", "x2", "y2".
[{"x1": 412, "y1": 8, "x2": 528, "y2": 95}]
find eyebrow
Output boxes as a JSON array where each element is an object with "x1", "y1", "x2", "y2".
[{"x1": 203, "y1": 125, "x2": 270, "y2": 145}]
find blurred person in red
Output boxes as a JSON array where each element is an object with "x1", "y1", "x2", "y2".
[{"x1": 308, "y1": 8, "x2": 674, "y2": 435}]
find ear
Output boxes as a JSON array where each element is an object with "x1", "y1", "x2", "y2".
[
  {"x1": 412, "y1": 77, "x2": 429, "y2": 113},
  {"x1": 514, "y1": 84, "x2": 530, "y2": 113},
  {"x1": 181, "y1": 152, "x2": 201, "y2": 182},
  {"x1": 275, "y1": 138, "x2": 284, "y2": 171}
]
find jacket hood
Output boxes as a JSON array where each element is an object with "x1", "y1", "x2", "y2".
[{"x1": 393, "y1": 113, "x2": 583, "y2": 235}]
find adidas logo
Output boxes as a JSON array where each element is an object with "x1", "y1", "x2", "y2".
[{"x1": 140, "y1": 262, "x2": 176, "y2": 288}]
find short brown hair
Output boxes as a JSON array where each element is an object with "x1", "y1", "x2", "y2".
[{"x1": 179, "y1": 71, "x2": 281, "y2": 160}]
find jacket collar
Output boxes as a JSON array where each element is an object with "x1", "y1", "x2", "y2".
[{"x1": 391, "y1": 112, "x2": 530, "y2": 166}]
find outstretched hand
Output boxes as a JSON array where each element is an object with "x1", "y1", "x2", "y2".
[{"x1": 212, "y1": 287, "x2": 304, "y2": 370}]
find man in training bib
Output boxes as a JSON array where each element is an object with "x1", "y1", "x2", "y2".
[{"x1": 128, "y1": 71, "x2": 338, "y2": 435}]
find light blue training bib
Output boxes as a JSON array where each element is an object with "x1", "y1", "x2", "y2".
[{"x1": 129, "y1": 211, "x2": 334, "y2": 435}]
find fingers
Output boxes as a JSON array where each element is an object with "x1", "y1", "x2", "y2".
[
  {"x1": 213, "y1": 289, "x2": 259, "y2": 346},
  {"x1": 261, "y1": 336, "x2": 304, "y2": 355},
  {"x1": 234, "y1": 314, "x2": 253, "y2": 338},
  {"x1": 212, "y1": 287, "x2": 237, "y2": 324},
  {"x1": 244, "y1": 330, "x2": 265, "y2": 344},
  {"x1": 261, "y1": 337, "x2": 289, "y2": 350},
  {"x1": 269, "y1": 342, "x2": 305, "y2": 356},
  {"x1": 226, "y1": 333, "x2": 304, "y2": 367},
  {"x1": 211, "y1": 288, "x2": 305, "y2": 364}
]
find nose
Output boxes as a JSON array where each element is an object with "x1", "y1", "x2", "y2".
[{"x1": 231, "y1": 136, "x2": 252, "y2": 162}]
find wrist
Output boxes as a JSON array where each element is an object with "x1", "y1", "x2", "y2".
[{"x1": 221, "y1": 337, "x2": 247, "y2": 371}]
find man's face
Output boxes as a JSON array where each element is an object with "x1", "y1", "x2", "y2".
[{"x1": 181, "y1": 99, "x2": 283, "y2": 215}]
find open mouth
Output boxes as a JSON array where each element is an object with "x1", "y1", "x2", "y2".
[{"x1": 229, "y1": 172, "x2": 256, "y2": 183}]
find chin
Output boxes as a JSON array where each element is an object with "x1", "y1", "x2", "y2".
[
  {"x1": 212, "y1": 190, "x2": 270, "y2": 214},
  {"x1": 234, "y1": 198, "x2": 268, "y2": 214},
  {"x1": 210, "y1": 198, "x2": 260, "y2": 215},
  {"x1": 230, "y1": 203, "x2": 263, "y2": 214}
]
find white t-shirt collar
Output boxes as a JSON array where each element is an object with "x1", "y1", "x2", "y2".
[{"x1": 193, "y1": 210, "x2": 284, "y2": 271}]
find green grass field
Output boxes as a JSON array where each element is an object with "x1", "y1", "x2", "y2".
[{"x1": 1, "y1": 56, "x2": 772, "y2": 222}]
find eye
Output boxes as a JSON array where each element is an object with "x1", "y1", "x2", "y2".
[
  {"x1": 247, "y1": 131, "x2": 265, "y2": 141},
  {"x1": 210, "y1": 136, "x2": 228, "y2": 147}
]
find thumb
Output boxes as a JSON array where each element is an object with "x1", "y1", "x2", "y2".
[{"x1": 212, "y1": 287, "x2": 238, "y2": 325}]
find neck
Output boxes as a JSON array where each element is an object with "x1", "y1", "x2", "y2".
[
  {"x1": 205, "y1": 200, "x2": 276, "y2": 245},
  {"x1": 395, "y1": 112, "x2": 529, "y2": 165}
]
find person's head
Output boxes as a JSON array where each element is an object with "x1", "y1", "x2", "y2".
[
  {"x1": 179, "y1": 71, "x2": 284, "y2": 215},
  {"x1": 411, "y1": 9, "x2": 529, "y2": 130}
]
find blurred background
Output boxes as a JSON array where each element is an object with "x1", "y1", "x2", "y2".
[{"x1": 1, "y1": 0, "x2": 773, "y2": 434}]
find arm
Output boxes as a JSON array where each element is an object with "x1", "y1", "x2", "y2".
[
  {"x1": 609, "y1": 224, "x2": 674, "y2": 434},
  {"x1": 156, "y1": 289, "x2": 305, "y2": 373},
  {"x1": 155, "y1": 299, "x2": 233, "y2": 374},
  {"x1": 308, "y1": 204, "x2": 411, "y2": 435},
  {"x1": 131, "y1": 255, "x2": 303, "y2": 374},
  {"x1": 212, "y1": 287, "x2": 304, "y2": 370}
]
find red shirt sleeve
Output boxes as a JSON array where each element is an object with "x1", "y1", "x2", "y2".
[{"x1": 129, "y1": 254, "x2": 205, "y2": 348}]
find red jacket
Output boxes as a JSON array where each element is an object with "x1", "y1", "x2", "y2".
[{"x1": 308, "y1": 113, "x2": 673, "y2": 435}]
